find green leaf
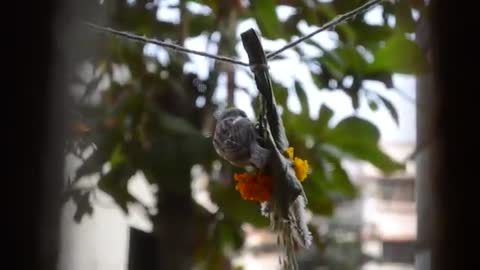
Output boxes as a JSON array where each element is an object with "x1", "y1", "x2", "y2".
[
  {"x1": 315, "y1": 104, "x2": 334, "y2": 134},
  {"x1": 74, "y1": 150, "x2": 105, "y2": 180},
  {"x1": 325, "y1": 116, "x2": 381, "y2": 147},
  {"x1": 320, "y1": 49, "x2": 346, "y2": 79},
  {"x1": 368, "y1": 100, "x2": 379, "y2": 111},
  {"x1": 319, "y1": 47, "x2": 367, "y2": 79},
  {"x1": 351, "y1": 90, "x2": 360, "y2": 110},
  {"x1": 336, "y1": 47, "x2": 368, "y2": 73},
  {"x1": 349, "y1": 23, "x2": 393, "y2": 49},
  {"x1": 74, "y1": 131, "x2": 121, "y2": 180},
  {"x1": 364, "y1": 72, "x2": 394, "y2": 88},
  {"x1": 189, "y1": 14, "x2": 215, "y2": 37},
  {"x1": 110, "y1": 144, "x2": 126, "y2": 167},
  {"x1": 120, "y1": 44, "x2": 145, "y2": 78},
  {"x1": 408, "y1": 0, "x2": 426, "y2": 9},
  {"x1": 368, "y1": 33, "x2": 427, "y2": 74},
  {"x1": 317, "y1": 2, "x2": 336, "y2": 19},
  {"x1": 141, "y1": 138, "x2": 194, "y2": 192},
  {"x1": 97, "y1": 163, "x2": 137, "y2": 213},
  {"x1": 311, "y1": 72, "x2": 328, "y2": 90},
  {"x1": 323, "y1": 117, "x2": 404, "y2": 173},
  {"x1": 156, "y1": 111, "x2": 202, "y2": 136},
  {"x1": 251, "y1": 0, "x2": 281, "y2": 39},
  {"x1": 217, "y1": 221, "x2": 244, "y2": 253},
  {"x1": 300, "y1": 2, "x2": 319, "y2": 25},
  {"x1": 317, "y1": 3, "x2": 356, "y2": 44},
  {"x1": 378, "y1": 94, "x2": 399, "y2": 126},
  {"x1": 294, "y1": 81, "x2": 309, "y2": 115},
  {"x1": 303, "y1": 169, "x2": 334, "y2": 216},
  {"x1": 395, "y1": 1, "x2": 416, "y2": 32},
  {"x1": 283, "y1": 110, "x2": 310, "y2": 136},
  {"x1": 332, "y1": 0, "x2": 363, "y2": 13},
  {"x1": 180, "y1": 134, "x2": 215, "y2": 165},
  {"x1": 336, "y1": 23, "x2": 357, "y2": 45},
  {"x1": 72, "y1": 191, "x2": 93, "y2": 223},
  {"x1": 307, "y1": 192, "x2": 334, "y2": 216},
  {"x1": 111, "y1": 91, "x2": 143, "y2": 116},
  {"x1": 272, "y1": 82, "x2": 289, "y2": 107},
  {"x1": 318, "y1": 104, "x2": 334, "y2": 125},
  {"x1": 320, "y1": 53, "x2": 344, "y2": 80},
  {"x1": 283, "y1": 13, "x2": 302, "y2": 37},
  {"x1": 321, "y1": 150, "x2": 357, "y2": 198}
]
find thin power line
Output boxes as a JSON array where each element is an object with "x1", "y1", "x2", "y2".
[
  {"x1": 84, "y1": 22, "x2": 250, "y2": 67},
  {"x1": 266, "y1": 0, "x2": 384, "y2": 59},
  {"x1": 84, "y1": 0, "x2": 385, "y2": 66}
]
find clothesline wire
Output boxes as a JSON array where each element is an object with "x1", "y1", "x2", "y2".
[{"x1": 85, "y1": 0, "x2": 384, "y2": 67}]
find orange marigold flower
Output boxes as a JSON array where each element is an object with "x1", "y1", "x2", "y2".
[
  {"x1": 233, "y1": 171, "x2": 272, "y2": 202},
  {"x1": 284, "y1": 146, "x2": 309, "y2": 182}
]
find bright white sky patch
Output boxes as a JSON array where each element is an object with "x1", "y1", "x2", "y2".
[
  {"x1": 364, "y1": 6, "x2": 384, "y2": 26},
  {"x1": 186, "y1": 1, "x2": 212, "y2": 15},
  {"x1": 276, "y1": 5, "x2": 296, "y2": 22},
  {"x1": 156, "y1": 0, "x2": 180, "y2": 24}
]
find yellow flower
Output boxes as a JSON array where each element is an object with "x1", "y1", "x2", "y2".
[
  {"x1": 233, "y1": 171, "x2": 272, "y2": 202},
  {"x1": 293, "y1": 157, "x2": 309, "y2": 182},
  {"x1": 285, "y1": 147, "x2": 294, "y2": 160},
  {"x1": 284, "y1": 147, "x2": 309, "y2": 182}
]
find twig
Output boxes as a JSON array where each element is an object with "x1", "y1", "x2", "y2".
[
  {"x1": 84, "y1": 22, "x2": 250, "y2": 67},
  {"x1": 266, "y1": 0, "x2": 384, "y2": 59}
]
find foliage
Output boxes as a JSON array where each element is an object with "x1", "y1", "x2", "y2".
[{"x1": 65, "y1": 0, "x2": 427, "y2": 268}]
